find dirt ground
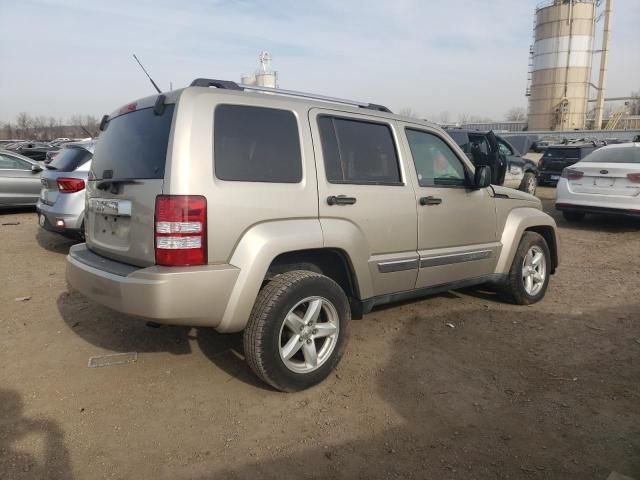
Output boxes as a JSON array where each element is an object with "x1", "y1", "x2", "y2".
[{"x1": 1, "y1": 188, "x2": 639, "y2": 480}]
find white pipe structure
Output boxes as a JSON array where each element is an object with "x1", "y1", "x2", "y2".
[{"x1": 593, "y1": 0, "x2": 613, "y2": 130}]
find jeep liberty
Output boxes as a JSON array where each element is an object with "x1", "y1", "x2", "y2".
[{"x1": 66, "y1": 79, "x2": 560, "y2": 391}]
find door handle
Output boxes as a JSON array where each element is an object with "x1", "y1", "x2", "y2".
[
  {"x1": 327, "y1": 195, "x2": 357, "y2": 206},
  {"x1": 420, "y1": 196, "x2": 442, "y2": 206}
]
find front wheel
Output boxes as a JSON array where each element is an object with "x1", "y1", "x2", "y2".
[
  {"x1": 499, "y1": 232, "x2": 551, "y2": 305},
  {"x1": 519, "y1": 172, "x2": 537, "y2": 195},
  {"x1": 243, "y1": 270, "x2": 350, "y2": 392}
]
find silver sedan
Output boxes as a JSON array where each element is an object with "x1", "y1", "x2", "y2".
[{"x1": 0, "y1": 150, "x2": 43, "y2": 207}]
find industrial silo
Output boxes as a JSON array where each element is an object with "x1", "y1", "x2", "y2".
[{"x1": 527, "y1": 0, "x2": 596, "y2": 131}]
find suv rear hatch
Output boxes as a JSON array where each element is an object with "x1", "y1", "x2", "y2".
[
  {"x1": 86, "y1": 101, "x2": 175, "y2": 267},
  {"x1": 40, "y1": 146, "x2": 93, "y2": 206},
  {"x1": 540, "y1": 147, "x2": 582, "y2": 174}
]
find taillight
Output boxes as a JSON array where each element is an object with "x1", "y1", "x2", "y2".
[
  {"x1": 562, "y1": 169, "x2": 583, "y2": 180},
  {"x1": 57, "y1": 178, "x2": 85, "y2": 193},
  {"x1": 155, "y1": 195, "x2": 207, "y2": 266},
  {"x1": 627, "y1": 173, "x2": 640, "y2": 183}
]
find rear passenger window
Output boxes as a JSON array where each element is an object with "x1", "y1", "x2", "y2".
[
  {"x1": 318, "y1": 116, "x2": 401, "y2": 185},
  {"x1": 214, "y1": 105, "x2": 302, "y2": 183}
]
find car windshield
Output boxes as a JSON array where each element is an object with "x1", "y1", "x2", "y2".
[
  {"x1": 582, "y1": 147, "x2": 640, "y2": 164},
  {"x1": 48, "y1": 147, "x2": 92, "y2": 171}
]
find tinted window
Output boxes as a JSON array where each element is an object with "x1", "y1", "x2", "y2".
[
  {"x1": 91, "y1": 105, "x2": 175, "y2": 180},
  {"x1": 582, "y1": 147, "x2": 640, "y2": 164},
  {"x1": 498, "y1": 140, "x2": 513, "y2": 156},
  {"x1": 544, "y1": 148, "x2": 580, "y2": 159},
  {"x1": 0, "y1": 154, "x2": 30, "y2": 170},
  {"x1": 318, "y1": 116, "x2": 401, "y2": 184},
  {"x1": 468, "y1": 134, "x2": 490, "y2": 155},
  {"x1": 406, "y1": 129, "x2": 467, "y2": 187},
  {"x1": 214, "y1": 105, "x2": 302, "y2": 183},
  {"x1": 48, "y1": 147, "x2": 92, "y2": 172}
]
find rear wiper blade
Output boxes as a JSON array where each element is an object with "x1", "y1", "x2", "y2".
[{"x1": 96, "y1": 179, "x2": 142, "y2": 193}]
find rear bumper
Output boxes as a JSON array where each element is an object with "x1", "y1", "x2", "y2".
[
  {"x1": 37, "y1": 200, "x2": 84, "y2": 232},
  {"x1": 538, "y1": 171, "x2": 562, "y2": 184},
  {"x1": 66, "y1": 244, "x2": 240, "y2": 327},
  {"x1": 555, "y1": 203, "x2": 640, "y2": 217}
]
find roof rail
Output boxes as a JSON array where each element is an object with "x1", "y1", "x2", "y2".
[{"x1": 189, "y1": 78, "x2": 392, "y2": 114}]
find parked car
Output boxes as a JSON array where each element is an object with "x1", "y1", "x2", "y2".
[
  {"x1": 36, "y1": 141, "x2": 95, "y2": 238},
  {"x1": 533, "y1": 136, "x2": 562, "y2": 153},
  {"x1": 538, "y1": 143, "x2": 599, "y2": 186},
  {"x1": 633, "y1": 134, "x2": 640, "y2": 143},
  {"x1": 66, "y1": 80, "x2": 559, "y2": 391},
  {"x1": 12, "y1": 142, "x2": 59, "y2": 162},
  {"x1": 556, "y1": 143, "x2": 640, "y2": 221},
  {"x1": 0, "y1": 149, "x2": 43, "y2": 207},
  {"x1": 446, "y1": 129, "x2": 538, "y2": 194}
]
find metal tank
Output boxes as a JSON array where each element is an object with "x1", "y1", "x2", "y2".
[
  {"x1": 527, "y1": 0, "x2": 596, "y2": 131},
  {"x1": 240, "y1": 51, "x2": 278, "y2": 88}
]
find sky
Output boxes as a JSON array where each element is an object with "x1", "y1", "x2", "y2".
[{"x1": 0, "y1": 0, "x2": 638, "y2": 124}]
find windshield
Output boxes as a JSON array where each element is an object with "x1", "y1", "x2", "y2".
[
  {"x1": 91, "y1": 105, "x2": 174, "y2": 181},
  {"x1": 48, "y1": 147, "x2": 92, "y2": 171},
  {"x1": 582, "y1": 147, "x2": 640, "y2": 164}
]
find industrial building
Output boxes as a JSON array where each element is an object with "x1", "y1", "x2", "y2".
[{"x1": 527, "y1": 0, "x2": 597, "y2": 131}]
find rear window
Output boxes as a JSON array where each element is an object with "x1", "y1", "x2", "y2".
[
  {"x1": 91, "y1": 105, "x2": 175, "y2": 180},
  {"x1": 48, "y1": 147, "x2": 92, "y2": 172},
  {"x1": 214, "y1": 104, "x2": 302, "y2": 183},
  {"x1": 582, "y1": 147, "x2": 640, "y2": 164},
  {"x1": 318, "y1": 116, "x2": 401, "y2": 185},
  {"x1": 544, "y1": 148, "x2": 580, "y2": 159}
]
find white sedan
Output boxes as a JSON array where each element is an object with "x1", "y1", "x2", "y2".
[{"x1": 556, "y1": 142, "x2": 640, "y2": 221}]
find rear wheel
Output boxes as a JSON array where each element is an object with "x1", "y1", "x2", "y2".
[
  {"x1": 520, "y1": 172, "x2": 537, "y2": 195},
  {"x1": 244, "y1": 270, "x2": 350, "y2": 392},
  {"x1": 500, "y1": 232, "x2": 551, "y2": 305},
  {"x1": 562, "y1": 211, "x2": 585, "y2": 222}
]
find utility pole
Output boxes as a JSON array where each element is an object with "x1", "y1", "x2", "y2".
[{"x1": 593, "y1": 0, "x2": 613, "y2": 130}]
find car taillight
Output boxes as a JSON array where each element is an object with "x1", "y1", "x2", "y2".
[
  {"x1": 627, "y1": 173, "x2": 640, "y2": 183},
  {"x1": 57, "y1": 178, "x2": 85, "y2": 193},
  {"x1": 561, "y1": 169, "x2": 583, "y2": 180},
  {"x1": 155, "y1": 195, "x2": 207, "y2": 266}
]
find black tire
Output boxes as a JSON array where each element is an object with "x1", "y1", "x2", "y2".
[
  {"x1": 499, "y1": 232, "x2": 551, "y2": 305},
  {"x1": 243, "y1": 270, "x2": 350, "y2": 392},
  {"x1": 562, "y1": 211, "x2": 585, "y2": 222},
  {"x1": 519, "y1": 172, "x2": 537, "y2": 195}
]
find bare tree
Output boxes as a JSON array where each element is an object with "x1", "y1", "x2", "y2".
[
  {"x1": 505, "y1": 107, "x2": 526, "y2": 121},
  {"x1": 32, "y1": 116, "x2": 48, "y2": 140},
  {"x1": 16, "y1": 112, "x2": 32, "y2": 138},
  {"x1": 629, "y1": 89, "x2": 640, "y2": 116},
  {"x1": 457, "y1": 112, "x2": 470, "y2": 124},
  {"x1": 83, "y1": 115, "x2": 100, "y2": 137},
  {"x1": 398, "y1": 108, "x2": 420, "y2": 119},
  {"x1": 439, "y1": 111, "x2": 450, "y2": 124}
]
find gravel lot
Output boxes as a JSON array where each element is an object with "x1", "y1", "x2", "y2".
[{"x1": 1, "y1": 188, "x2": 639, "y2": 480}]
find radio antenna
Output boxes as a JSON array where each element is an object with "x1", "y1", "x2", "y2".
[{"x1": 132, "y1": 54, "x2": 162, "y2": 94}]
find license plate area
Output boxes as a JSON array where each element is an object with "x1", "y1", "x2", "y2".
[
  {"x1": 594, "y1": 177, "x2": 615, "y2": 187},
  {"x1": 88, "y1": 199, "x2": 133, "y2": 250},
  {"x1": 550, "y1": 175, "x2": 560, "y2": 181},
  {"x1": 93, "y1": 214, "x2": 132, "y2": 249}
]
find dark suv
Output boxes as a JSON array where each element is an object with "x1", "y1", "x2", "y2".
[
  {"x1": 538, "y1": 144, "x2": 598, "y2": 186},
  {"x1": 446, "y1": 129, "x2": 539, "y2": 195}
]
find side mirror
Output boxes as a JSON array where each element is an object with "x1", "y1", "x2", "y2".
[
  {"x1": 31, "y1": 164, "x2": 42, "y2": 173},
  {"x1": 473, "y1": 165, "x2": 492, "y2": 189}
]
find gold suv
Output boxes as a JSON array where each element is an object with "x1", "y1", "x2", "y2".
[{"x1": 67, "y1": 79, "x2": 559, "y2": 391}]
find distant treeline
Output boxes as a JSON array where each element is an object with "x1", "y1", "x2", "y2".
[{"x1": 0, "y1": 112, "x2": 100, "y2": 140}]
